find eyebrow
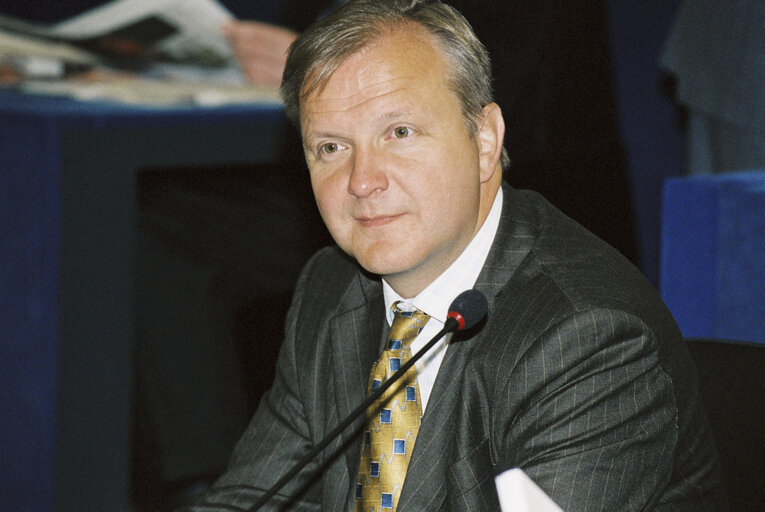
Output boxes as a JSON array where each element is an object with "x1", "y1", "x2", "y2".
[
  {"x1": 305, "y1": 108, "x2": 416, "y2": 140},
  {"x1": 375, "y1": 109, "x2": 414, "y2": 125}
]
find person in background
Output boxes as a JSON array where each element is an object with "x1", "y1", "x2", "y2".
[
  {"x1": 222, "y1": 20, "x2": 297, "y2": 87},
  {"x1": 133, "y1": 2, "x2": 335, "y2": 509},
  {"x1": 661, "y1": 0, "x2": 765, "y2": 175}
]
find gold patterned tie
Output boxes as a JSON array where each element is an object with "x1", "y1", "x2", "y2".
[{"x1": 355, "y1": 302, "x2": 430, "y2": 512}]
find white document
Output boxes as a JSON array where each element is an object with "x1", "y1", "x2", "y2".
[
  {"x1": 0, "y1": 0, "x2": 237, "y2": 68},
  {"x1": 0, "y1": 0, "x2": 283, "y2": 105},
  {"x1": 48, "y1": 0, "x2": 236, "y2": 67},
  {"x1": 494, "y1": 468, "x2": 565, "y2": 512},
  {"x1": 0, "y1": 30, "x2": 97, "y2": 65}
]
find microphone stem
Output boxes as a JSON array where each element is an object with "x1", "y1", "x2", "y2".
[{"x1": 248, "y1": 317, "x2": 459, "y2": 511}]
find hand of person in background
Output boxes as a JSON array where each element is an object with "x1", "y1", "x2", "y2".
[{"x1": 222, "y1": 20, "x2": 298, "y2": 87}]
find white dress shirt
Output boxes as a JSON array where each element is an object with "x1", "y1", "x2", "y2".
[{"x1": 382, "y1": 187, "x2": 503, "y2": 411}]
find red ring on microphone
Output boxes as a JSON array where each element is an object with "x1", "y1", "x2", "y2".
[{"x1": 447, "y1": 311, "x2": 465, "y2": 331}]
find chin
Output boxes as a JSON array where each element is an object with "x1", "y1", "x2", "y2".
[
  {"x1": 354, "y1": 254, "x2": 403, "y2": 277},
  {"x1": 352, "y1": 244, "x2": 420, "y2": 278}
]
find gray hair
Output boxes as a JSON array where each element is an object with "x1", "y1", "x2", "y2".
[{"x1": 280, "y1": 0, "x2": 510, "y2": 169}]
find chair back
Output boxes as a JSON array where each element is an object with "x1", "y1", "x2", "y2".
[
  {"x1": 686, "y1": 338, "x2": 765, "y2": 511},
  {"x1": 661, "y1": 171, "x2": 765, "y2": 343}
]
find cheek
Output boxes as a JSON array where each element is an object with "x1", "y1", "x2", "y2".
[
  {"x1": 310, "y1": 167, "x2": 340, "y2": 206},
  {"x1": 311, "y1": 174, "x2": 350, "y2": 235},
  {"x1": 417, "y1": 158, "x2": 479, "y2": 208},
  {"x1": 314, "y1": 187, "x2": 340, "y2": 222}
]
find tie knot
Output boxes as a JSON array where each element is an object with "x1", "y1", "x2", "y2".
[{"x1": 389, "y1": 301, "x2": 430, "y2": 348}]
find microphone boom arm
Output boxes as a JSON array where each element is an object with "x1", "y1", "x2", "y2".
[{"x1": 247, "y1": 317, "x2": 459, "y2": 511}]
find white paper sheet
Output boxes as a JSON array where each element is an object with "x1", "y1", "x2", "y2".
[{"x1": 494, "y1": 468, "x2": 565, "y2": 512}]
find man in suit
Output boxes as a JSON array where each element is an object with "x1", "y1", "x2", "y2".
[{"x1": 186, "y1": 1, "x2": 727, "y2": 510}]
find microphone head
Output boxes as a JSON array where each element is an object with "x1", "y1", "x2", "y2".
[{"x1": 446, "y1": 289, "x2": 488, "y2": 331}]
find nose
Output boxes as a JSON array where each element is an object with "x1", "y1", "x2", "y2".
[{"x1": 347, "y1": 146, "x2": 388, "y2": 198}]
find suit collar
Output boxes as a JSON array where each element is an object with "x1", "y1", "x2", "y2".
[{"x1": 474, "y1": 182, "x2": 538, "y2": 314}]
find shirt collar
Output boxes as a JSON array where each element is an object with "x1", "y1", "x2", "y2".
[{"x1": 383, "y1": 186, "x2": 503, "y2": 324}]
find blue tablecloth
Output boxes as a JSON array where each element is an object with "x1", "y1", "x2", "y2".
[{"x1": 0, "y1": 89, "x2": 287, "y2": 511}]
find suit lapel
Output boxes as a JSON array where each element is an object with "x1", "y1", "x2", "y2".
[
  {"x1": 324, "y1": 270, "x2": 385, "y2": 506},
  {"x1": 398, "y1": 183, "x2": 538, "y2": 511}
]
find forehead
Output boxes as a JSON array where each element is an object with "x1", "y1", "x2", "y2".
[{"x1": 300, "y1": 25, "x2": 451, "y2": 115}]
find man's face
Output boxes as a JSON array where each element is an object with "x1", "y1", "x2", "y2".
[{"x1": 300, "y1": 26, "x2": 498, "y2": 297}]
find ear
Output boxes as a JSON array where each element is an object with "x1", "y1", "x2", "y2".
[{"x1": 476, "y1": 102, "x2": 505, "y2": 183}]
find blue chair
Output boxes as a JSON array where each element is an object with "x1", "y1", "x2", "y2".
[{"x1": 660, "y1": 171, "x2": 765, "y2": 343}]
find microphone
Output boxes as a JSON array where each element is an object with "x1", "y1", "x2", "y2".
[
  {"x1": 246, "y1": 289, "x2": 488, "y2": 511},
  {"x1": 445, "y1": 288, "x2": 488, "y2": 331}
]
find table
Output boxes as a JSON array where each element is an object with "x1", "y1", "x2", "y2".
[{"x1": 0, "y1": 90, "x2": 288, "y2": 511}]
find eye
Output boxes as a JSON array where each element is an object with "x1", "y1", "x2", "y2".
[
  {"x1": 319, "y1": 141, "x2": 348, "y2": 156},
  {"x1": 320, "y1": 142, "x2": 340, "y2": 154},
  {"x1": 392, "y1": 126, "x2": 412, "y2": 139}
]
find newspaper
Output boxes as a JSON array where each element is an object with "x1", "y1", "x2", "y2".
[
  {"x1": 0, "y1": 0, "x2": 282, "y2": 105},
  {"x1": 1, "y1": 0, "x2": 237, "y2": 68},
  {"x1": 47, "y1": 0, "x2": 236, "y2": 68},
  {"x1": 0, "y1": 28, "x2": 98, "y2": 66}
]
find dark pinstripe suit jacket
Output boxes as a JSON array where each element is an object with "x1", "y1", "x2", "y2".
[{"x1": 189, "y1": 184, "x2": 727, "y2": 511}]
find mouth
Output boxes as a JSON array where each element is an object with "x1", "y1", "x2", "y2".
[{"x1": 355, "y1": 213, "x2": 404, "y2": 228}]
